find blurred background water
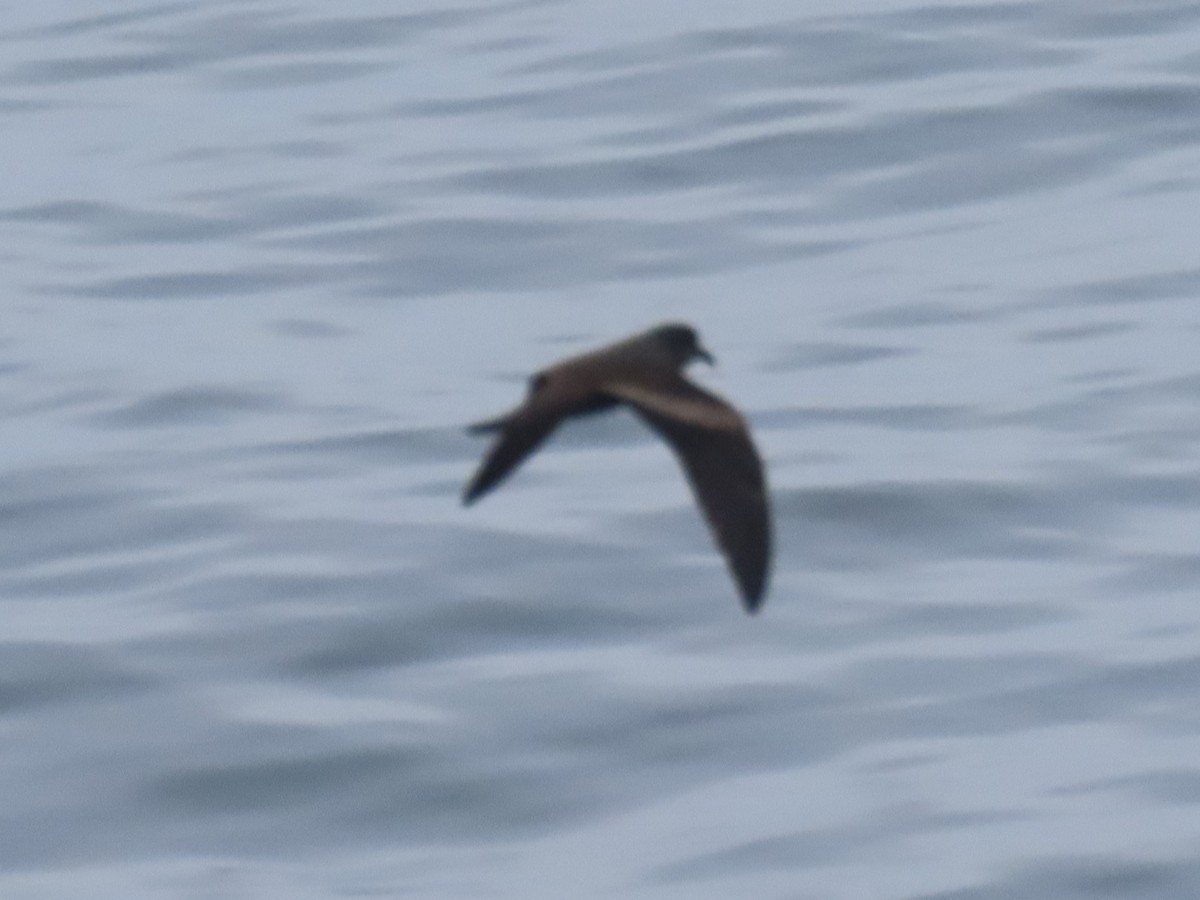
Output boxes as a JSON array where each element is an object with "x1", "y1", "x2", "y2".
[{"x1": 4, "y1": 0, "x2": 1200, "y2": 897}]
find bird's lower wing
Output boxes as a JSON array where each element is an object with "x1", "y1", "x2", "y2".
[
  {"x1": 607, "y1": 380, "x2": 771, "y2": 612},
  {"x1": 462, "y1": 412, "x2": 558, "y2": 505}
]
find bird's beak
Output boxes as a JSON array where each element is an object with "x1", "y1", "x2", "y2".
[{"x1": 696, "y1": 344, "x2": 716, "y2": 366}]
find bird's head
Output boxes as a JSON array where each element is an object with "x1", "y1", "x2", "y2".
[{"x1": 653, "y1": 323, "x2": 715, "y2": 368}]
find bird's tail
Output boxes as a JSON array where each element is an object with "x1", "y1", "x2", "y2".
[{"x1": 466, "y1": 413, "x2": 512, "y2": 435}]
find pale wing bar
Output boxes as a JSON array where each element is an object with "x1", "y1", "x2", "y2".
[{"x1": 608, "y1": 381, "x2": 771, "y2": 612}]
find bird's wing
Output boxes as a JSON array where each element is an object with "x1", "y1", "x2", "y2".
[
  {"x1": 606, "y1": 378, "x2": 771, "y2": 612},
  {"x1": 462, "y1": 406, "x2": 559, "y2": 505}
]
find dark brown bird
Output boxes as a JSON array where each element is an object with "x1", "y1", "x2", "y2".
[{"x1": 463, "y1": 323, "x2": 772, "y2": 613}]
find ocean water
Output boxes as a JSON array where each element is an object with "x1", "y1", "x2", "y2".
[{"x1": 4, "y1": 1, "x2": 1200, "y2": 897}]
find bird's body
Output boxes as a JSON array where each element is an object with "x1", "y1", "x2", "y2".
[{"x1": 463, "y1": 323, "x2": 772, "y2": 613}]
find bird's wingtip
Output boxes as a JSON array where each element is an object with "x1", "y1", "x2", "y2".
[
  {"x1": 736, "y1": 572, "x2": 768, "y2": 614},
  {"x1": 741, "y1": 593, "x2": 765, "y2": 615}
]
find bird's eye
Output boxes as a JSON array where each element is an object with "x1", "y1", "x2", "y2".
[{"x1": 529, "y1": 373, "x2": 549, "y2": 393}]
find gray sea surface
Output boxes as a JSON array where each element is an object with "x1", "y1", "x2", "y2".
[{"x1": 4, "y1": 1, "x2": 1200, "y2": 897}]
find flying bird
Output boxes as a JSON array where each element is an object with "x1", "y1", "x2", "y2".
[{"x1": 462, "y1": 323, "x2": 772, "y2": 612}]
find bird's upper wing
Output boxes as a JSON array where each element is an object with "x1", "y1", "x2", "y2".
[
  {"x1": 462, "y1": 406, "x2": 559, "y2": 505},
  {"x1": 605, "y1": 378, "x2": 771, "y2": 612}
]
